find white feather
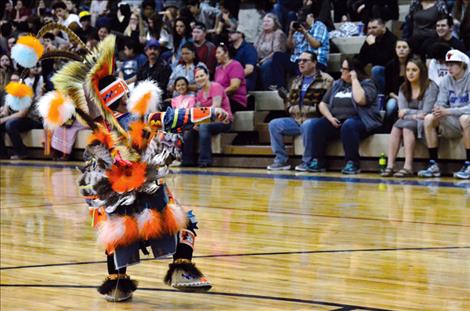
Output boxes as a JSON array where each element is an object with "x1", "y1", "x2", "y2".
[
  {"x1": 6, "y1": 94, "x2": 32, "y2": 111},
  {"x1": 127, "y1": 80, "x2": 162, "y2": 116},
  {"x1": 11, "y1": 44, "x2": 39, "y2": 69},
  {"x1": 36, "y1": 91, "x2": 76, "y2": 129}
]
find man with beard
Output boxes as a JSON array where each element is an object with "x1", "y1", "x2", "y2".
[{"x1": 136, "y1": 39, "x2": 172, "y2": 100}]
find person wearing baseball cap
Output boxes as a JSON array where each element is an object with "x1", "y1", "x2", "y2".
[
  {"x1": 228, "y1": 27, "x2": 258, "y2": 91},
  {"x1": 418, "y1": 49, "x2": 470, "y2": 179}
]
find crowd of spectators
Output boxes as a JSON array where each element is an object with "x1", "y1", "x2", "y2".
[{"x1": 0, "y1": 0, "x2": 469, "y2": 178}]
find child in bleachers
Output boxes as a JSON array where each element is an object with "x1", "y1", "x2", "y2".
[{"x1": 171, "y1": 77, "x2": 196, "y2": 109}]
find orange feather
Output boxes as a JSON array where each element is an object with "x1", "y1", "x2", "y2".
[
  {"x1": 133, "y1": 91, "x2": 151, "y2": 116},
  {"x1": 106, "y1": 162, "x2": 147, "y2": 193},
  {"x1": 128, "y1": 120, "x2": 148, "y2": 150},
  {"x1": 5, "y1": 81, "x2": 33, "y2": 98},
  {"x1": 47, "y1": 92, "x2": 65, "y2": 124},
  {"x1": 138, "y1": 209, "x2": 163, "y2": 240}
]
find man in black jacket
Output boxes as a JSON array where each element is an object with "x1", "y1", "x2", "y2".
[
  {"x1": 136, "y1": 39, "x2": 171, "y2": 100},
  {"x1": 357, "y1": 18, "x2": 397, "y2": 94}
]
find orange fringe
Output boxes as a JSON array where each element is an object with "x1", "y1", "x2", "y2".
[
  {"x1": 106, "y1": 162, "x2": 147, "y2": 193},
  {"x1": 132, "y1": 91, "x2": 152, "y2": 116},
  {"x1": 88, "y1": 126, "x2": 114, "y2": 149},
  {"x1": 17, "y1": 35, "x2": 44, "y2": 58},
  {"x1": 103, "y1": 216, "x2": 139, "y2": 255},
  {"x1": 128, "y1": 120, "x2": 148, "y2": 150},
  {"x1": 162, "y1": 204, "x2": 186, "y2": 235},
  {"x1": 139, "y1": 209, "x2": 163, "y2": 240}
]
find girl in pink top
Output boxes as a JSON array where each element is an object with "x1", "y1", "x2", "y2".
[
  {"x1": 214, "y1": 44, "x2": 248, "y2": 112},
  {"x1": 171, "y1": 77, "x2": 196, "y2": 109}
]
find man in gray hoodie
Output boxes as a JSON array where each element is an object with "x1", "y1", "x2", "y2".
[{"x1": 418, "y1": 50, "x2": 470, "y2": 179}]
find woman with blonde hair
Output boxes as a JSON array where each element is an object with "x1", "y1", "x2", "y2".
[{"x1": 254, "y1": 13, "x2": 287, "y2": 89}]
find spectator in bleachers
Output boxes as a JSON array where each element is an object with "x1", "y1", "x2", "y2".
[
  {"x1": 214, "y1": 43, "x2": 248, "y2": 112},
  {"x1": 23, "y1": 63, "x2": 44, "y2": 102},
  {"x1": 362, "y1": 0, "x2": 399, "y2": 23},
  {"x1": 418, "y1": 49, "x2": 470, "y2": 179},
  {"x1": 427, "y1": 42, "x2": 451, "y2": 86},
  {"x1": 186, "y1": 0, "x2": 221, "y2": 31},
  {"x1": 383, "y1": 39, "x2": 412, "y2": 132},
  {"x1": 136, "y1": 39, "x2": 172, "y2": 99},
  {"x1": 307, "y1": 0, "x2": 335, "y2": 31},
  {"x1": 97, "y1": 25, "x2": 110, "y2": 41},
  {"x1": 171, "y1": 76, "x2": 196, "y2": 109},
  {"x1": 170, "y1": 17, "x2": 192, "y2": 70},
  {"x1": 452, "y1": 0, "x2": 470, "y2": 51},
  {"x1": 182, "y1": 65, "x2": 233, "y2": 167},
  {"x1": 452, "y1": 0, "x2": 469, "y2": 28},
  {"x1": 0, "y1": 73, "x2": 43, "y2": 160},
  {"x1": 90, "y1": 0, "x2": 109, "y2": 27},
  {"x1": 381, "y1": 57, "x2": 438, "y2": 177},
  {"x1": 269, "y1": 6, "x2": 329, "y2": 89},
  {"x1": 357, "y1": 18, "x2": 397, "y2": 94},
  {"x1": 402, "y1": 0, "x2": 448, "y2": 56},
  {"x1": 192, "y1": 22, "x2": 217, "y2": 76},
  {"x1": 77, "y1": 11, "x2": 97, "y2": 43},
  {"x1": 237, "y1": 0, "x2": 265, "y2": 43},
  {"x1": 168, "y1": 42, "x2": 203, "y2": 95},
  {"x1": 124, "y1": 12, "x2": 146, "y2": 45},
  {"x1": 110, "y1": 2, "x2": 132, "y2": 34},
  {"x1": 118, "y1": 40, "x2": 147, "y2": 86},
  {"x1": 271, "y1": 0, "x2": 303, "y2": 32},
  {"x1": 210, "y1": 4, "x2": 238, "y2": 45},
  {"x1": 423, "y1": 14, "x2": 466, "y2": 58},
  {"x1": 229, "y1": 28, "x2": 258, "y2": 92},
  {"x1": 309, "y1": 58, "x2": 381, "y2": 174},
  {"x1": 0, "y1": 54, "x2": 13, "y2": 78},
  {"x1": 145, "y1": 13, "x2": 173, "y2": 51},
  {"x1": 11, "y1": 0, "x2": 31, "y2": 24},
  {"x1": 53, "y1": 1, "x2": 82, "y2": 33},
  {"x1": 267, "y1": 51, "x2": 333, "y2": 171},
  {"x1": 254, "y1": 13, "x2": 287, "y2": 90}
]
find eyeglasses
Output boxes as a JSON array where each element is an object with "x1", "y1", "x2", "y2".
[{"x1": 298, "y1": 58, "x2": 312, "y2": 63}]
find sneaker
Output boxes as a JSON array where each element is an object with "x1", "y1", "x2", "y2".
[
  {"x1": 418, "y1": 160, "x2": 441, "y2": 178},
  {"x1": 341, "y1": 161, "x2": 361, "y2": 174},
  {"x1": 307, "y1": 159, "x2": 326, "y2": 172},
  {"x1": 164, "y1": 259, "x2": 212, "y2": 292},
  {"x1": 267, "y1": 162, "x2": 291, "y2": 170},
  {"x1": 295, "y1": 162, "x2": 309, "y2": 172},
  {"x1": 454, "y1": 161, "x2": 470, "y2": 180}
]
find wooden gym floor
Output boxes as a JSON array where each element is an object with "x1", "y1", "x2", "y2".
[{"x1": 0, "y1": 161, "x2": 469, "y2": 310}]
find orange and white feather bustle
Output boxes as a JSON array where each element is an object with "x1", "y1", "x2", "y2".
[
  {"x1": 11, "y1": 35, "x2": 44, "y2": 68},
  {"x1": 162, "y1": 198, "x2": 188, "y2": 235},
  {"x1": 37, "y1": 91, "x2": 75, "y2": 129},
  {"x1": 127, "y1": 80, "x2": 162, "y2": 117},
  {"x1": 96, "y1": 215, "x2": 139, "y2": 255},
  {"x1": 5, "y1": 81, "x2": 34, "y2": 111}
]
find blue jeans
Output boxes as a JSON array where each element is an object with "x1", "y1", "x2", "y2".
[
  {"x1": 270, "y1": 52, "x2": 300, "y2": 89},
  {"x1": 259, "y1": 59, "x2": 273, "y2": 90},
  {"x1": 0, "y1": 117, "x2": 43, "y2": 156},
  {"x1": 310, "y1": 116, "x2": 368, "y2": 166},
  {"x1": 371, "y1": 65, "x2": 385, "y2": 94},
  {"x1": 182, "y1": 122, "x2": 232, "y2": 166},
  {"x1": 269, "y1": 117, "x2": 318, "y2": 164},
  {"x1": 271, "y1": 3, "x2": 297, "y2": 33},
  {"x1": 382, "y1": 98, "x2": 398, "y2": 133}
]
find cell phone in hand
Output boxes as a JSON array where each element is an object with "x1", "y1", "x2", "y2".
[{"x1": 292, "y1": 22, "x2": 301, "y2": 30}]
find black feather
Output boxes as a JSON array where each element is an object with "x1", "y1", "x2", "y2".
[{"x1": 97, "y1": 276, "x2": 138, "y2": 294}]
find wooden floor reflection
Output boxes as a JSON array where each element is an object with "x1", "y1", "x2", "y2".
[{"x1": 1, "y1": 161, "x2": 469, "y2": 311}]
